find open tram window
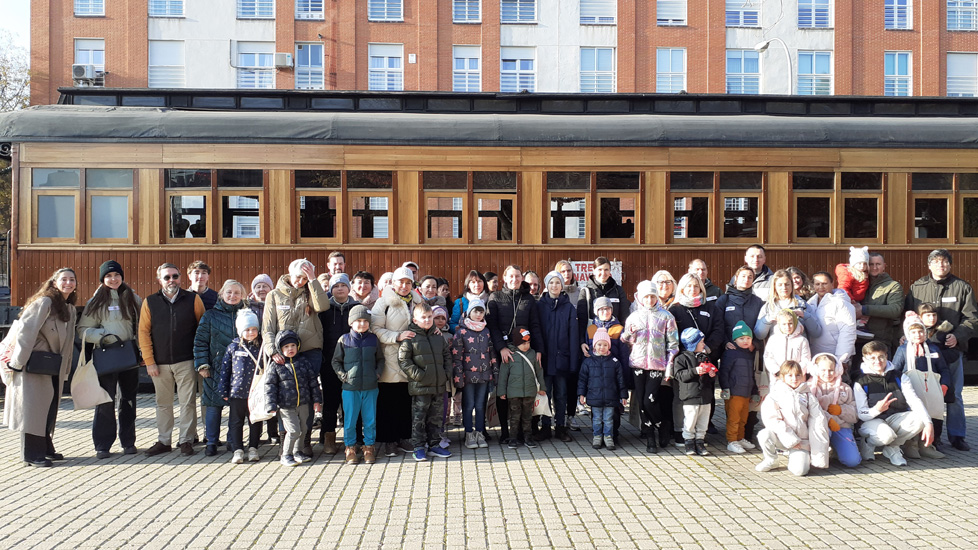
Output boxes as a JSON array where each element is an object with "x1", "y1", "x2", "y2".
[
  {"x1": 299, "y1": 195, "x2": 337, "y2": 239},
  {"x1": 351, "y1": 195, "x2": 390, "y2": 240},
  {"x1": 600, "y1": 197, "x2": 635, "y2": 239},
  {"x1": 426, "y1": 196, "x2": 464, "y2": 240},
  {"x1": 476, "y1": 197, "x2": 514, "y2": 242},
  {"x1": 911, "y1": 173, "x2": 951, "y2": 242},
  {"x1": 169, "y1": 195, "x2": 207, "y2": 239}
]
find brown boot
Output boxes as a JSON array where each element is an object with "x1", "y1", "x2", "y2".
[
  {"x1": 323, "y1": 432, "x2": 340, "y2": 455},
  {"x1": 362, "y1": 445, "x2": 376, "y2": 464},
  {"x1": 344, "y1": 446, "x2": 358, "y2": 465}
]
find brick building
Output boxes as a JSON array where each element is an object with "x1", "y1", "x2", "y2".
[{"x1": 30, "y1": 0, "x2": 978, "y2": 105}]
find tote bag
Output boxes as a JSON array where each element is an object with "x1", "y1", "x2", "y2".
[
  {"x1": 516, "y1": 350, "x2": 552, "y2": 417},
  {"x1": 905, "y1": 353, "x2": 946, "y2": 420},
  {"x1": 248, "y1": 354, "x2": 276, "y2": 424}
]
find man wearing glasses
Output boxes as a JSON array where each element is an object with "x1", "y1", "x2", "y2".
[
  {"x1": 905, "y1": 249, "x2": 978, "y2": 451},
  {"x1": 139, "y1": 263, "x2": 206, "y2": 457}
]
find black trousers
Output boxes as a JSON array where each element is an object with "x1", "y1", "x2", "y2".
[
  {"x1": 92, "y1": 368, "x2": 139, "y2": 452},
  {"x1": 376, "y1": 382, "x2": 412, "y2": 443},
  {"x1": 227, "y1": 398, "x2": 262, "y2": 451},
  {"x1": 633, "y1": 370, "x2": 670, "y2": 433},
  {"x1": 24, "y1": 375, "x2": 61, "y2": 460},
  {"x1": 320, "y1": 365, "x2": 343, "y2": 435}
]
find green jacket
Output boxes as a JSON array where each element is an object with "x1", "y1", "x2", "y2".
[
  {"x1": 497, "y1": 345, "x2": 545, "y2": 399},
  {"x1": 905, "y1": 273, "x2": 978, "y2": 353},
  {"x1": 397, "y1": 323, "x2": 452, "y2": 395},
  {"x1": 862, "y1": 273, "x2": 904, "y2": 349}
]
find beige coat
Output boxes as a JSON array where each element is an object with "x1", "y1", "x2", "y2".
[
  {"x1": 76, "y1": 288, "x2": 143, "y2": 344},
  {"x1": 371, "y1": 288, "x2": 423, "y2": 383},
  {"x1": 261, "y1": 275, "x2": 330, "y2": 357},
  {"x1": 3, "y1": 297, "x2": 77, "y2": 436}
]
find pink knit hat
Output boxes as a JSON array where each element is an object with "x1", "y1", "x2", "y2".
[{"x1": 592, "y1": 328, "x2": 612, "y2": 348}]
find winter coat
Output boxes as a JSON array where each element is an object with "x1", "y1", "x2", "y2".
[
  {"x1": 563, "y1": 280, "x2": 582, "y2": 310},
  {"x1": 451, "y1": 321, "x2": 496, "y2": 387},
  {"x1": 76, "y1": 288, "x2": 143, "y2": 346},
  {"x1": 807, "y1": 293, "x2": 857, "y2": 363},
  {"x1": 537, "y1": 292, "x2": 581, "y2": 376},
  {"x1": 331, "y1": 329, "x2": 384, "y2": 392},
  {"x1": 261, "y1": 274, "x2": 331, "y2": 358},
  {"x1": 576, "y1": 276, "x2": 629, "y2": 345},
  {"x1": 862, "y1": 273, "x2": 904, "y2": 348},
  {"x1": 497, "y1": 345, "x2": 545, "y2": 399},
  {"x1": 811, "y1": 381, "x2": 858, "y2": 430},
  {"x1": 488, "y1": 282, "x2": 543, "y2": 354},
  {"x1": 371, "y1": 288, "x2": 424, "y2": 383},
  {"x1": 672, "y1": 351, "x2": 717, "y2": 404},
  {"x1": 729, "y1": 265, "x2": 774, "y2": 302},
  {"x1": 397, "y1": 322, "x2": 453, "y2": 396},
  {"x1": 669, "y1": 300, "x2": 724, "y2": 362},
  {"x1": 702, "y1": 278, "x2": 723, "y2": 302},
  {"x1": 351, "y1": 287, "x2": 379, "y2": 311},
  {"x1": 218, "y1": 337, "x2": 262, "y2": 400},
  {"x1": 577, "y1": 354, "x2": 627, "y2": 407},
  {"x1": 264, "y1": 331, "x2": 322, "y2": 410},
  {"x1": 194, "y1": 299, "x2": 246, "y2": 408},
  {"x1": 320, "y1": 296, "x2": 359, "y2": 375},
  {"x1": 893, "y1": 342, "x2": 951, "y2": 388},
  {"x1": 3, "y1": 297, "x2": 76, "y2": 436},
  {"x1": 715, "y1": 286, "x2": 764, "y2": 346},
  {"x1": 905, "y1": 273, "x2": 978, "y2": 353},
  {"x1": 761, "y1": 380, "x2": 831, "y2": 468},
  {"x1": 719, "y1": 345, "x2": 759, "y2": 398},
  {"x1": 762, "y1": 321, "x2": 812, "y2": 377},
  {"x1": 754, "y1": 296, "x2": 821, "y2": 341},
  {"x1": 621, "y1": 302, "x2": 680, "y2": 376},
  {"x1": 449, "y1": 291, "x2": 489, "y2": 332},
  {"x1": 835, "y1": 263, "x2": 870, "y2": 303},
  {"x1": 585, "y1": 318, "x2": 633, "y2": 389}
]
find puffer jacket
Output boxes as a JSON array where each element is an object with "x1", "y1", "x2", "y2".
[
  {"x1": 451, "y1": 320, "x2": 496, "y2": 387},
  {"x1": 217, "y1": 337, "x2": 262, "y2": 400},
  {"x1": 497, "y1": 345, "x2": 545, "y2": 399},
  {"x1": 577, "y1": 276, "x2": 629, "y2": 345},
  {"x1": 331, "y1": 329, "x2": 384, "y2": 392},
  {"x1": 905, "y1": 273, "x2": 978, "y2": 353},
  {"x1": 754, "y1": 297, "x2": 821, "y2": 341},
  {"x1": 261, "y1": 274, "x2": 331, "y2": 358},
  {"x1": 715, "y1": 286, "x2": 764, "y2": 346},
  {"x1": 194, "y1": 299, "x2": 246, "y2": 408},
  {"x1": 77, "y1": 287, "x2": 143, "y2": 345},
  {"x1": 761, "y1": 379, "x2": 831, "y2": 468},
  {"x1": 702, "y1": 278, "x2": 723, "y2": 302},
  {"x1": 577, "y1": 354, "x2": 627, "y2": 407},
  {"x1": 488, "y1": 282, "x2": 543, "y2": 354},
  {"x1": 537, "y1": 292, "x2": 581, "y2": 376},
  {"x1": 862, "y1": 273, "x2": 903, "y2": 348},
  {"x1": 762, "y1": 321, "x2": 812, "y2": 378},
  {"x1": 669, "y1": 300, "x2": 724, "y2": 362},
  {"x1": 397, "y1": 322, "x2": 453, "y2": 396},
  {"x1": 893, "y1": 341, "x2": 951, "y2": 388},
  {"x1": 585, "y1": 318, "x2": 633, "y2": 389},
  {"x1": 264, "y1": 330, "x2": 323, "y2": 410},
  {"x1": 807, "y1": 292, "x2": 856, "y2": 362},
  {"x1": 811, "y1": 381, "x2": 858, "y2": 430},
  {"x1": 621, "y1": 302, "x2": 679, "y2": 376},
  {"x1": 371, "y1": 288, "x2": 424, "y2": 383},
  {"x1": 449, "y1": 291, "x2": 489, "y2": 332},
  {"x1": 719, "y1": 345, "x2": 758, "y2": 398},
  {"x1": 672, "y1": 350, "x2": 717, "y2": 404}
]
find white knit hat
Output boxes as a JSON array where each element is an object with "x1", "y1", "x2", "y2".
[
  {"x1": 235, "y1": 309, "x2": 260, "y2": 336},
  {"x1": 849, "y1": 246, "x2": 869, "y2": 266}
]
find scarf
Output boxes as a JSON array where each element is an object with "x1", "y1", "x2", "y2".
[
  {"x1": 676, "y1": 291, "x2": 703, "y2": 309},
  {"x1": 811, "y1": 353, "x2": 843, "y2": 408},
  {"x1": 463, "y1": 317, "x2": 487, "y2": 332}
]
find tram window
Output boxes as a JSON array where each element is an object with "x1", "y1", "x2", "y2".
[
  {"x1": 426, "y1": 196, "x2": 463, "y2": 239},
  {"x1": 87, "y1": 169, "x2": 133, "y2": 188},
  {"x1": 91, "y1": 196, "x2": 129, "y2": 239},
  {"x1": 222, "y1": 195, "x2": 260, "y2": 239},
  {"x1": 792, "y1": 172, "x2": 834, "y2": 190},
  {"x1": 843, "y1": 197, "x2": 878, "y2": 239},
  {"x1": 914, "y1": 198, "x2": 948, "y2": 240},
  {"x1": 723, "y1": 196, "x2": 758, "y2": 238},
  {"x1": 670, "y1": 172, "x2": 713, "y2": 190},
  {"x1": 912, "y1": 173, "x2": 953, "y2": 191},
  {"x1": 473, "y1": 172, "x2": 517, "y2": 192},
  {"x1": 547, "y1": 172, "x2": 590, "y2": 191},
  {"x1": 216, "y1": 169, "x2": 262, "y2": 188},
  {"x1": 719, "y1": 172, "x2": 762, "y2": 190},
  {"x1": 296, "y1": 170, "x2": 341, "y2": 189},
  {"x1": 169, "y1": 195, "x2": 207, "y2": 239},
  {"x1": 423, "y1": 171, "x2": 468, "y2": 190},
  {"x1": 348, "y1": 171, "x2": 393, "y2": 189},
  {"x1": 299, "y1": 195, "x2": 337, "y2": 238},
  {"x1": 796, "y1": 197, "x2": 831, "y2": 238},
  {"x1": 964, "y1": 198, "x2": 978, "y2": 238},
  {"x1": 673, "y1": 196, "x2": 709, "y2": 239},
  {"x1": 596, "y1": 172, "x2": 640, "y2": 190},
  {"x1": 166, "y1": 169, "x2": 211, "y2": 188},
  {"x1": 959, "y1": 173, "x2": 978, "y2": 190},
  {"x1": 32, "y1": 169, "x2": 80, "y2": 188},
  {"x1": 37, "y1": 196, "x2": 75, "y2": 239},
  {"x1": 550, "y1": 197, "x2": 586, "y2": 239},
  {"x1": 351, "y1": 196, "x2": 390, "y2": 239},
  {"x1": 477, "y1": 198, "x2": 514, "y2": 241},
  {"x1": 841, "y1": 172, "x2": 882, "y2": 190},
  {"x1": 600, "y1": 197, "x2": 635, "y2": 239}
]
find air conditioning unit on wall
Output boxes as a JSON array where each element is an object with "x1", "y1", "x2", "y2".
[
  {"x1": 274, "y1": 53, "x2": 293, "y2": 68},
  {"x1": 72, "y1": 63, "x2": 96, "y2": 80}
]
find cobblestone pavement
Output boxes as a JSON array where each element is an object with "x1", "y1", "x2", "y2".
[{"x1": 1, "y1": 389, "x2": 977, "y2": 549}]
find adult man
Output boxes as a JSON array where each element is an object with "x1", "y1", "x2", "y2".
[
  {"x1": 688, "y1": 259, "x2": 722, "y2": 302},
  {"x1": 187, "y1": 260, "x2": 218, "y2": 310},
  {"x1": 729, "y1": 245, "x2": 773, "y2": 302},
  {"x1": 140, "y1": 263, "x2": 206, "y2": 457},
  {"x1": 858, "y1": 253, "x2": 904, "y2": 352},
  {"x1": 905, "y1": 249, "x2": 978, "y2": 451},
  {"x1": 327, "y1": 251, "x2": 346, "y2": 276}
]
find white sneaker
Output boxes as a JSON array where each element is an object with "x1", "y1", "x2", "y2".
[
  {"x1": 476, "y1": 432, "x2": 489, "y2": 449},
  {"x1": 755, "y1": 458, "x2": 778, "y2": 472},
  {"x1": 568, "y1": 417, "x2": 583, "y2": 431},
  {"x1": 859, "y1": 438, "x2": 876, "y2": 461},
  {"x1": 465, "y1": 431, "x2": 478, "y2": 449},
  {"x1": 881, "y1": 445, "x2": 907, "y2": 466},
  {"x1": 738, "y1": 439, "x2": 756, "y2": 450},
  {"x1": 727, "y1": 441, "x2": 746, "y2": 454},
  {"x1": 247, "y1": 447, "x2": 260, "y2": 462},
  {"x1": 230, "y1": 450, "x2": 244, "y2": 464}
]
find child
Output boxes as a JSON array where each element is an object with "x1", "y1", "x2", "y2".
[
  {"x1": 398, "y1": 302, "x2": 454, "y2": 461},
  {"x1": 264, "y1": 330, "x2": 323, "y2": 467},
  {"x1": 762, "y1": 309, "x2": 812, "y2": 378},
  {"x1": 498, "y1": 326, "x2": 546, "y2": 450},
  {"x1": 577, "y1": 328, "x2": 628, "y2": 451},
  {"x1": 673, "y1": 328, "x2": 717, "y2": 456},
  {"x1": 810, "y1": 353, "x2": 860, "y2": 468},
  {"x1": 854, "y1": 341, "x2": 934, "y2": 466},
  {"x1": 452, "y1": 299, "x2": 496, "y2": 449},
  {"x1": 218, "y1": 309, "x2": 264, "y2": 464},
  {"x1": 755, "y1": 361, "x2": 830, "y2": 476},
  {"x1": 919, "y1": 302, "x2": 956, "y2": 364},
  {"x1": 892, "y1": 313, "x2": 950, "y2": 460},
  {"x1": 331, "y1": 305, "x2": 384, "y2": 465},
  {"x1": 718, "y1": 321, "x2": 758, "y2": 454},
  {"x1": 585, "y1": 297, "x2": 632, "y2": 444},
  {"x1": 433, "y1": 305, "x2": 461, "y2": 432},
  {"x1": 835, "y1": 246, "x2": 870, "y2": 303}
]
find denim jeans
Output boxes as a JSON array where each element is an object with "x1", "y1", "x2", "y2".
[
  {"x1": 592, "y1": 406, "x2": 614, "y2": 437},
  {"x1": 205, "y1": 406, "x2": 222, "y2": 446},
  {"x1": 947, "y1": 352, "x2": 966, "y2": 439},
  {"x1": 461, "y1": 383, "x2": 489, "y2": 433},
  {"x1": 543, "y1": 374, "x2": 568, "y2": 428}
]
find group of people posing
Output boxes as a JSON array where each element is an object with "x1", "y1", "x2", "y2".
[{"x1": 2, "y1": 245, "x2": 974, "y2": 475}]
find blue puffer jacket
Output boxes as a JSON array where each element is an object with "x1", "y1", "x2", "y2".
[
  {"x1": 585, "y1": 317, "x2": 634, "y2": 390},
  {"x1": 577, "y1": 354, "x2": 627, "y2": 407},
  {"x1": 331, "y1": 329, "x2": 384, "y2": 391},
  {"x1": 536, "y1": 292, "x2": 581, "y2": 376},
  {"x1": 194, "y1": 299, "x2": 246, "y2": 408},
  {"x1": 218, "y1": 337, "x2": 262, "y2": 400},
  {"x1": 719, "y1": 345, "x2": 759, "y2": 399},
  {"x1": 264, "y1": 330, "x2": 323, "y2": 410}
]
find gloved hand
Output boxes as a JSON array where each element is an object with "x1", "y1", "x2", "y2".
[
  {"x1": 827, "y1": 404, "x2": 842, "y2": 416},
  {"x1": 721, "y1": 389, "x2": 731, "y2": 400},
  {"x1": 750, "y1": 394, "x2": 761, "y2": 405},
  {"x1": 828, "y1": 418, "x2": 841, "y2": 432}
]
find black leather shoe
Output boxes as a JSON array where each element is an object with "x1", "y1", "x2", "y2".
[
  {"x1": 952, "y1": 437, "x2": 971, "y2": 451},
  {"x1": 647, "y1": 435, "x2": 659, "y2": 454},
  {"x1": 123, "y1": 446, "x2": 138, "y2": 455},
  {"x1": 45, "y1": 453, "x2": 65, "y2": 461},
  {"x1": 96, "y1": 451, "x2": 112, "y2": 459},
  {"x1": 25, "y1": 458, "x2": 53, "y2": 467}
]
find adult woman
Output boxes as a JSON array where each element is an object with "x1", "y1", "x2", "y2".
[
  {"x1": 419, "y1": 275, "x2": 447, "y2": 308},
  {"x1": 248, "y1": 274, "x2": 273, "y2": 318},
  {"x1": 3, "y1": 268, "x2": 77, "y2": 467},
  {"x1": 652, "y1": 270, "x2": 678, "y2": 309},
  {"x1": 715, "y1": 266, "x2": 765, "y2": 348},
  {"x1": 376, "y1": 272, "x2": 394, "y2": 300},
  {"x1": 371, "y1": 266, "x2": 423, "y2": 457},
  {"x1": 787, "y1": 267, "x2": 814, "y2": 301},
  {"x1": 351, "y1": 271, "x2": 379, "y2": 310},
  {"x1": 554, "y1": 260, "x2": 581, "y2": 308},
  {"x1": 754, "y1": 269, "x2": 822, "y2": 341},
  {"x1": 536, "y1": 271, "x2": 580, "y2": 442},
  {"x1": 449, "y1": 270, "x2": 489, "y2": 332},
  {"x1": 194, "y1": 279, "x2": 249, "y2": 456},
  {"x1": 523, "y1": 271, "x2": 543, "y2": 300},
  {"x1": 77, "y1": 260, "x2": 142, "y2": 459}
]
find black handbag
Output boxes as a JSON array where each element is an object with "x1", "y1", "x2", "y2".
[
  {"x1": 25, "y1": 351, "x2": 62, "y2": 376},
  {"x1": 93, "y1": 335, "x2": 140, "y2": 376}
]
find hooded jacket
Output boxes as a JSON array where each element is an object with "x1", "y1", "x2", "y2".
[
  {"x1": 905, "y1": 273, "x2": 978, "y2": 353},
  {"x1": 621, "y1": 300, "x2": 680, "y2": 375},
  {"x1": 264, "y1": 330, "x2": 323, "y2": 410},
  {"x1": 761, "y1": 379, "x2": 831, "y2": 468},
  {"x1": 537, "y1": 292, "x2": 582, "y2": 376},
  {"x1": 762, "y1": 312, "x2": 812, "y2": 378},
  {"x1": 487, "y1": 281, "x2": 543, "y2": 354},
  {"x1": 218, "y1": 336, "x2": 262, "y2": 400},
  {"x1": 397, "y1": 322, "x2": 453, "y2": 396},
  {"x1": 576, "y1": 275, "x2": 629, "y2": 345},
  {"x1": 371, "y1": 287, "x2": 424, "y2": 383},
  {"x1": 331, "y1": 328, "x2": 384, "y2": 392},
  {"x1": 715, "y1": 285, "x2": 764, "y2": 346},
  {"x1": 672, "y1": 350, "x2": 717, "y2": 404},
  {"x1": 449, "y1": 290, "x2": 489, "y2": 332},
  {"x1": 194, "y1": 299, "x2": 247, "y2": 407},
  {"x1": 261, "y1": 274, "x2": 331, "y2": 358},
  {"x1": 497, "y1": 344, "x2": 545, "y2": 399},
  {"x1": 577, "y1": 354, "x2": 627, "y2": 407},
  {"x1": 862, "y1": 273, "x2": 903, "y2": 348},
  {"x1": 807, "y1": 292, "x2": 857, "y2": 363},
  {"x1": 451, "y1": 317, "x2": 496, "y2": 387},
  {"x1": 810, "y1": 353, "x2": 858, "y2": 430}
]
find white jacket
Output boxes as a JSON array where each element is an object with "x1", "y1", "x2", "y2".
[
  {"x1": 807, "y1": 292, "x2": 857, "y2": 363},
  {"x1": 761, "y1": 379, "x2": 831, "y2": 468}
]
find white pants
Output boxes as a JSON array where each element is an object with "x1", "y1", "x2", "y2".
[
  {"x1": 858, "y1": 411, "x2": 924, "y2": 448},
  {"x1": 682, "y1": 404, "x2": 710, "y2": 440},
  {"x1": 758, "y1": 428, "x2": 811, "y2": 476},
  {"x1": 150, "y1": 360, "x2": 198, "y2": 446}
]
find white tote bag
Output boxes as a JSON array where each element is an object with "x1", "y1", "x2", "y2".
[
  {"x1": 248, "y1": 353, "x2": 276, "y2": 424},
  {"x1": 516, "y1": 351, "x2": 552, "y2": 417}
]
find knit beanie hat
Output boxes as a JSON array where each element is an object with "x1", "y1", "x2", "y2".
[
  {"x1": 543, "y1": 271, "x2": 563, "y2": 291},
  {"x1": 251, "y1": 273, "x2": 273, "y2": 293},
  {"x1": 849, "y1": 246, "x2": 870, "y2": 266},
  {"x1": 432, "y1": 305, "x2": 449, "y2": 319},
  {"x1": 592, "y1": 327, "x2": 612, "y2": 348},
  {"x1": 512, "y1": 326, "x2": 531, "y2": 343},
  {"x1": 731, "y1": 320, "x2": 753, "y2": 341},
  {"x1": 681, "y1": 327, "x2": 705, "y2": 351},
  {"x1": 903, "y1": 311, "x2": 927, "y2": 341},
  {"x1": 329, "y1": 273, "x2": 351, "y2": 291},
  {"x1": 235, "y1": 309, "x2": 259, "y2": 336},
  {"x1": 99, "y1": 260, "x2": 124, "y2": 282},
  {"x1": 392, "y1": 266, "x2": 415, "y2": 282},
  {"x1": 466, "y1": 298, "x2": 486, "y2": 317},
  {"x1": 289, "y1": 258, "x2": 314, "y2": 278},
  {"x1": 635, "y1": 280, "x2": 656, "y2": 303},
  {"x1": 348, "y1": 305, "x2": 371, "y2": 324},
  {"x1": 593, "y1": 296, "x2": 613, "y2": 315}
]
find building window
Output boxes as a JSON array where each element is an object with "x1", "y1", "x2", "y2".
[
  {"x1": 798, "y1": 51, "x2": 832, "y2": 95},
  {"x1": 148, "y1": 41, "x2": 186, "y2": 88},
  {"x1": 948, "y1": 53, "x2": 978, "y2": 96},
  {"x1": 475, "y1": 172, "x2": 517, "y2": 242},
  {"x1": 580, "y1": 48, "x2": 615, "y2": 93},
  {"x1": 726, "y1": 0, "x2": 759, "y2": 27},
  {"x1": 501, "y1": 0, "x2": 536, "y2": 23},
  {"x1": 296, "y1": 0, "x2": 324, "y2": 20},
  {"x1": 296, "y1": 43, "x2": 324, "y2": 90},
  {"x1": 726, "y1": 50, "x2": 759, "y2": 94},
  {"x1": 149, "y1": 0, "x2": 184, "y2": 17},
  {"x1": 884, "y1": 0, "x2": 910, "y2": 29},
  {"x1": 949, "y1": 0, "x2": 978, "y2": 31},
  {"x1": 657, "y1": 0, "x2": 686, "y2": 26},
  {"x1": 75, "y1": 0, "x2": 104, "y2": 16},
  {"x1": 884, "y1": 51, "x2": 911, "y2": 96},
  {"x1": 656, "y1": 48, "x2": 686, "y2": 93},
  {"x1": 597, "y1": 172, "x2": 640, "y2": 241},
  {"x1": 368, "y1": 44, "x2": 404, "y2": 91},
  {"x1": 238, "y1": 42, "x2": 275, "y2": 89},
  {"x1": 501, "y1": 47, "x2": 535, "y2": 92},
  {"x1": 453, "y1": 0, "x2": 481, "y2": 22},
  {"x1": 453, "y1": 46, "x2": 481, "y2": 92},
  {"x1": 74, "y1": 39, "x2": 105, "y2": 87},
  {"x1": 670, "y1": 172, "x2": 712, "y2": 241},
  {"x1": 580, "y1": 0, "x2": 616, "y2": 24},
  {"x1": 368, "y1": 0, "x2": 403, "y2": 21},
  {"x1": 238, "y1": 0, "x2": 274, "y2": 18},
  {"x1": 798, "y1": 0, "x2": 830, "y2": 28}
]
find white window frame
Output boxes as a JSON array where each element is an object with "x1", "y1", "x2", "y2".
[
  {"x1": 501, "y1": 0, "x2": 536, "y2": 23},
  {"x1": 725, "y1": 0, "x2": 759, "y2": 27},
  {"x1": 75, "y1": 0, "x2": 104, "y2": 16},
  {"x1": 884, "y1": 0, "x2": 911, "y2": 30},
  {"x1": 657, "y1": 0, "x2": 687, "y2": 26},
  {"x1": 580, "y1": 47, "x2": 616, "y2": 93},
  {"x1": 369, "y1": 197, "x2": 390, "y2": 239},
  {"x1": 580, "y1": 0, "x2": 616, "y2": 25},
  {"x1": 148, "y1": 40, "x2": 186, "y2": 88},
  {"x1": 368, "y1": 43, "x2": 404, "y2": 91},
  {"x1": 500, "y1": 47, "x2": 535, "y2": 92},
  {"x1": 296, "y1": 0, "x2": 325, "y2": 20},
  {"x1": 149, "y1": 0, "x2": 184, "y2": 17},
  {"x1": 797, "y1": 50, "x2": 833, "y2": 95},
  {"x1": 296, "y1": 43, "x2": 325, "y2": 90},
  {"x1": 948, "y1": 52, "x2": 978, "y2": 97},
  {"x1": 237, "y1": 0, "x2": 274, "y2": 19},
  {"x1": 884, "y1": 51, "x2": 911, "y2": 96},
  {"x1": 453, "y1": 46, "x2": 482, "y2": 92},
  {"x1": 948, "y1": 0, "x2": 978, "y2": 31},
  {"x1": 74, "y1": 39, "x2": 105, "y2": 86},
  {"x1": 368, "y1": 0, "x2": 403, "y2": 22},
  {"x1": 726, "y1": 49, "x2": 760, "y2": 94},
  {"x1": 453, "y1": 0, "x2": 481, "y2": 23},
  {"x1": 656, "y1": 48, "x2": 686, "y2": 93},
  {"x1": 237, "y1": 42, "x2": 275, "y2": 89},
  {"x1": 798, "y1": 0, "x2": 831, "y2": 29}
]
